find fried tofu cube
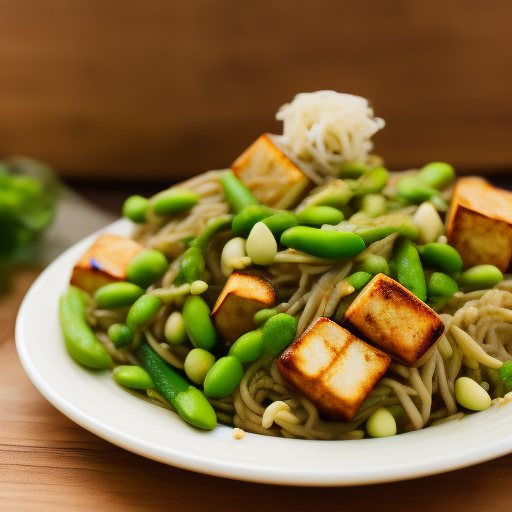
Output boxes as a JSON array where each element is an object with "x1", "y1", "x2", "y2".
[
  {"x1": 277, "y1": 317, "x2": 390, "y2": 422},
  {"x1": 211, "y1": 271, "x2": 275, "y2": 343},
  {"x1": 345, "y1": 274, "x2": 445, "y2": 367},
  {"x1": 231, "y1": 134, "x2": 309, "y2": 209},
  {"x1": 446, "y1": 177, "x2": 512, "y2": 272},
  {"x1": 70, "y1": 234, "x2": 145, "y2": 295}
]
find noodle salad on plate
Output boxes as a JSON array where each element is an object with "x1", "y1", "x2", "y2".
[{"x1": 60, "y1": 91, "x2": 512, "y2": 441}]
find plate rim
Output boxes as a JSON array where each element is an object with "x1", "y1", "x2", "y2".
[{"x1": 15, "y1": 218, "x2": 512, "y2": 486}]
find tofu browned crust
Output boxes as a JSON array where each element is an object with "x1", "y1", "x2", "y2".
[
  {"x1": 277, "y1": 317, "x2": 391, "y2": 422},
  {"x1": 211, "y1": 271, "x2": 275, "y2": 343},
  {"x1": 231, "y1": 134, "x2": 309, "y2": 209},
  {"x1": 446, "y1": 177, "x2": 512, "y2": 272},
  {"x1": 344, "y1": 274, "x2": 445, "y2": 367},
  {"x1": 70, "y1": 234, "x2": 145, "y2": 295}
]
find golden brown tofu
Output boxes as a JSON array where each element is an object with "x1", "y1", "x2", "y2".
[
  {"x1": 277, "y1": 317, "x2": 390, "y2": 422},
  {"x1": 345, "y1": 274, "x2": 445, "y2": 367},
  {"x1": 231, "y1": 134, "x2": 309, "y2": 209},
  {"x1": 211, "y1": 271, "x2": 275, "y2": 343},
  {"x1": 446, "y1": 177, "x2": 512, "y2": 272},
  {"x1": 70, "y1": 234, "x2": 145, "y2": 295}
]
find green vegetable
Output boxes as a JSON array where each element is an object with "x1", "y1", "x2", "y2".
[
  {"x1": 253, "y1": 308, "x2": 278, "y2": 326},
  {"x1": 345, "y1": 272, "x2": 372, "y2": 291},
  {"x1": 126, "y1": 249, "x2": 169, "y2": 288},
  {"x1": 360, "y1": 194, "x2": 387, "y2": 218},
  {"x1": 280, "y1": 227, "x2": 366, "y2": 260},
  {"x1": 150, "y1": 189, "x2": 200, "y2": 216},
  {"x1": 416, "y1": 162, "x2": 455, "y2": 190},
  {"x1": 94, "y1": 282, "x2": 145, "y2": 309},
  {"x1": 182, "y1": 295, "x2": 217, "y2": 351},
  {"x1": 126, "y1": 295, "x2": 163, "y2": 330},
  {"x1": 59, "y1": 286, "x2": 112, "y2": 369},
  {"x1": 122, "y1": 195, "x2": 149, "y2": 223},
  {"x1": 296, "y1": 206, "x2": 344, "y2": 227},
  {"x1": 262, "y1": 211, "x2": 298, "y2": 237},
  {"x1": 458, "y1": 265, "x2": 504, "y2": 290},
  {"x1": 303, "y1": 180, "x2": 352, "y2": 208},
  {"x1": 203, "y1": 356, "x2": 244, "y2": 399},
  {"x1": 184, "y1": 348, "x2": 216, "y2": 385},
  {"x1": 394, "y1": 239, "x2": 427, "y2": 301},
  {"x1": 220, "y1": 170, "x2": 259, "y2": 214},
  {"x1": 396, "y1": 176, "x2": 444, "y2": 204},
  {"x1": 366, "y1": 407, "x2": 397, "y2": 438},
  {"x1": 232, "y1": 205, "x2": 275, "y2": 237},
  {"x1": 387, "y1": 405, "x2": 406, "y2": 423},
  {"x1": 113, "y1": 365, "x2": 154, "y2": 389},
  {"x1": 354, "y1": 215, "x2": 419, "y2": 245},
  {"x1": 229, "y1": 329, "x2": 265, "y2": 363},
  {"x1": 164, "y1": 311, "x2": 188, "y2": 345},
  {"x1": 351, "y1": 167, "x2": 389, "y2": 196},
  {"x1": 455, "y1": 377, "x2": 491, "y2": 411},
  {"x1": 357, "y1": 254, "x2": 390, "y2": 276},
  {"x1": 262, "y1": 313, "x2": 298, "y2": 357},
  {"x1": 427, "y1": 272, "x2": 459, "y2": 311},
  {"x1": 500, "y1": 360, "x2": 512, "y2": 391},
  {"x1": 137, "y1": 344, "x2": 217, "y2": 430},
  {"x1": 418, "y1": 243, "x2": 463, "y2": 273},
  {"x1": 190, "y1": 215, "x2": 233, "y2": 251},
  {"x1": 108, "y1": 323, "x2": 133, "y2": 348},
  {"x1": 338, "y1": 160, "x2": 370, "y2": 178}
]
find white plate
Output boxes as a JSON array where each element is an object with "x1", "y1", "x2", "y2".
[{"x1": 16, "y1": 219, "x2": 512, "y2": 486}]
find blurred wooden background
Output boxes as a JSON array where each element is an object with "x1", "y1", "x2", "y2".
[{"x1": 0, "y1": 0, "x2": 511, "y2": 181}]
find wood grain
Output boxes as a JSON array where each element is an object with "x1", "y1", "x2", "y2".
[
  {"x1": 0, "y1": 0, "x2": 511, "y2": 180},
  {"x1": 2, "y1": 268, "x2": 512, "y2": 511}
]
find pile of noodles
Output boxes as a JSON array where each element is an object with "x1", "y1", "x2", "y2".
[{"x1": 84, "y1": 169, "x2": 512, "y2": 440}]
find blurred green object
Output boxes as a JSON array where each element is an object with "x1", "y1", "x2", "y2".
[{"x1": 0, "y1": 157, "x2": 61, "y2": 260}]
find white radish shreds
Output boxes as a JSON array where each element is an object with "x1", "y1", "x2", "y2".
[{"x1": 276, "y1": 91, "x2": 385, "y2": 175}]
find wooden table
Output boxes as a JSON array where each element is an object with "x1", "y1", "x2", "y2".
[{"x1": 2, "y1": 187, "x2": 512, "y2": 512}]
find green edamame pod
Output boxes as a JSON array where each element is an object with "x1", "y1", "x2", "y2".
[
  {"x1": 126, "y1": 295, "x2": 163, "y2": 330},
  {"x1": 458, "y1": 265, "x2": 503, "y2": 290},
  {"x1": 94, "y1": 282, "x2": 145, "y2": 309},
  {"x1": 351, "y1": 167, "x2": 389, "y2": 196},
  {"x1": 59, "y1": 286, "x2": 112, "y2": 369},
  {"x1": 203, "y1": 356, "x2": 244, "y2": 399},
  {"x1": 122, "y1": 195, "x2": 149, "y2": 223},
  {"x1": 304, "y1": 180, "x2": 353, "y2": 209},
  {"x1": 296, "y1": 206, "x2": 344, "y2": 227},
  {"x1": 427, "y1": 272, "x2": 458, "y2": 311},
  {"x1": 108, "y1": 323, "x2": 133, "y2": 348},
  {"x1": 262, "y1": 211, "x2": 298, "y2": 237},
  {"x1": 254, "y1": 308, "x2": 278, "y2": 326},
  {"x1": 337, "y1": 160, "x2": 370, "y2": 178},
  {"x1": 394, "y1": 239, "x2": 427, "y2": 301},
  {"x1": 345, "y1": 272, "x2": 372, "y2": 291},
  {"x1": 150, "y1": 189, "x2": 200, "y2": 216},
  {"x1": 354, "y1": 215, "x2": 419, "y2": 245},
  {"x1": 137, "y1": 344, "x2": 217, "y2": 430},
  {"x1": 190, "y1": 214, "x2": 234, "y2": 251},
  {"x1": 232, "y1": 205, "x2": 275, "y2": 237},
  {"x1": 396, "y1": 176, "x2": 444, "y2": 205},
  {"x1": 418, "y1": 243, "x2": 463, "y2": 273},
  {"x1": 357, "y1": 254, "x2": 390, "y2": 276},
  {"x1": 126, "y1": 249, "x2": 169, "y2": 288},
  {"x1": 220, "y1": 170, "x2": 259, "y2": 214},
  {"x1": 113, "y1": 365, "x2": 154, "y2": 389},
  {"x1": 417, "y1": 162, "x2": 455, "y2": 190},
  {"x1": 229, "y1": 329, "x2": 265, "y2": 363},
  {"x1": 280, "y1": 227, "x2": 365, "y2": 260},
  {"x1": 262, "y1": 313, "x2": 298, "y2": 357},
  {"x1": 182, "y1": 295, "x2": 217, "y2": 351}
]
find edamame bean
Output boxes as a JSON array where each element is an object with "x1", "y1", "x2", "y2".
[
  {"x1": 138, "y1": 344, "x2": 217, "y2": 430},
  {"x1": 458, "y1": 265, "x2": 504, "y2": 290},
  {"x1": 418, "y1": 243, "x2": 463, "y2": 273},
  {"x1": 59, "y1": 286, "x2": 112, "y2": 369},
  {"x1": 254, "y1": 308, "x2": 278, "y2": 326},
  {"x1": 262, "y1": 211, "x2": 298, "y2": 237},
  {"x1": 232, "y1": 205, "x2": 275, "y2": 237},
  {"x1": 246, "y1": 222, "x2": 277, "y2": 265},
  {"x1": 338, "y1": 160, "x2": 369, "y2": 178},
  {"x1": 366, "y1": 407, "x2": 397, "y2": 438},
  {"x1": 428, "y1": 272, "x2": 459, "y2": 298},
  {"x1": 126, "y1": 295, "x2": 163, "y2": 330},
  {"x1": 345, "y1": 272, "x2": 372, "y2": 291},
  {"x1": 184, "y1": 348, "x2": 216, "y2": 385},
  {"x1": 94, "y1": 282, "x2": 145, "y2": 309},
  {"x1": 500, "y1": 360, "x2": 512, "y2": 390},
  {"x1": 150, "y1": 189, "x2": 200, "y2": 216},
  {"x1": 455, "y1": 377, "x2": 491, "y2": 411},
  {"x1": 280, "y1": 227, "x2": 365, "y2": 260},
  {"x1": 296, "y1": 206, "x2": 344, "y2": 227},
  {"x1": 394, "y1": 239, "x2": 427, "y2": 301},
  {"x1": 357, "y1": 254, "x2": 389, "y2": 276},
  {"x1": 354, "y1": 216, "x2": 419, "y2": 245},
  {"x1": 203, "y1": 356, "x2": 244, "y2": 399},
  {"x1": 164, "y1": 311, "x2": 188, "y2": 345},
  {"x1": 126, "y1": 249, "x2": 169, "y2": 288},
  {"x1": 360, "y1": 194, "x2": 387, "y2": 218},
  {"x1": 182, "y1": 295, "x2": 217, "y2": 351},
  {"x1": 113, "y1": 365, "x2": 154, "y2": 389},
  {"x1": 351, "y1": 167, "x2": 389, "y2": 196},
  {"x1": 122, "y1": 195, "x2": 149, "y2": 223},
  {"x1": 229, "y1": 329, "x2": 265, "y2": 363},
  {"x1": 108, "y1": 323, "x2": 133, "y2": 348},
  {"x1": 417, "y1": 162, "x2": 455, "y2": 189},
  {"x1": 301, "y1": 180, "x2": 352, "y2": 209},
  {"x1": 220, "y1": 170, "x2": 259, "y2": 214},
  {"x1": 396, "y1": 176, "x2": 442, "y2": 204},
  {"x1": 262, "y1": 313, "x2": 298, "y2": 357}
]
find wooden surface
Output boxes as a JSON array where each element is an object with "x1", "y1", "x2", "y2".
[
  {"x1": 2, "y1": 189, "x2": 512, "y2": 510},
  {"x1": 1, "y1": 0, "x2": 511, "y2": 179}
]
